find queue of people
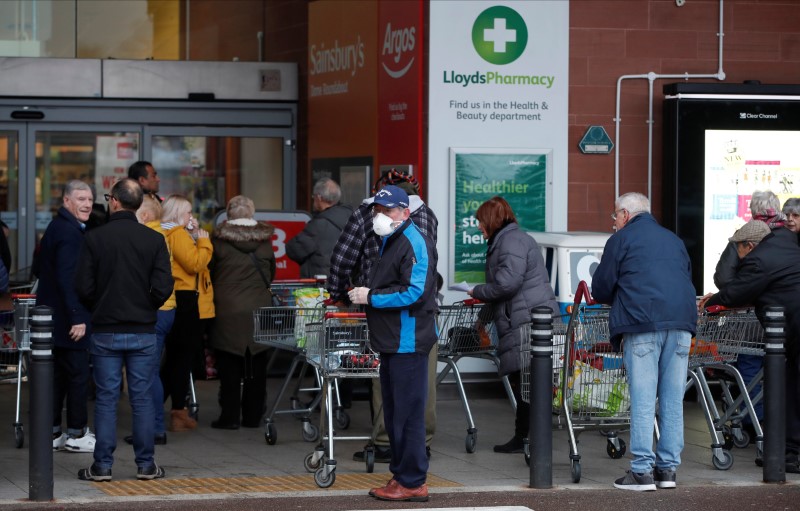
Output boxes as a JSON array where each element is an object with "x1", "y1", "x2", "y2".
[{"x1": 29, "y1": 166, "x2": 800, "y2": 494}]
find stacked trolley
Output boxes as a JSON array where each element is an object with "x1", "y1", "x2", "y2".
[
  {"x1": 303, "y1": 312, "x2": 378, "y2": 487},
  {"x1": 521, "y1": 281, "x2": 630, "y2": 483},
  {"x1": 0, "y1": 295, "x2": 36, "y2": 448},
  {"x1": 687, "y1": 305, "x2": 765, "y2": 470},
  {"x1": 435, "y1": 298, "x2": 515, "y2": 453},
  {"x1": 253, "y1": 279, "x2": 331, "y2": 445}
]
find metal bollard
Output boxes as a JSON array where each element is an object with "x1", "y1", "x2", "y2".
[
  {"x1": 29, "y1": 306, "x2": 55, "y2": 501},
  {"x1": 762, "y1": 306, "x2": 786, "y2": 483},
  {"x1": 529, "y1": 306, "x2": 553, "y2": 489}
]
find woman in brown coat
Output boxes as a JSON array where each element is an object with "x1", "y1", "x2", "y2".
[{"x1": 209, "y1": 196, "x2": 276, "y2": 429}]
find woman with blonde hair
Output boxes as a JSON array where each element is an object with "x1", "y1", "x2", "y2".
[
  {"x1": 160, "y1": 195, "x2": 213, "y2": 432},
  {"x1": 208, "y1": 195, "x2": 275, "y2": 429}
]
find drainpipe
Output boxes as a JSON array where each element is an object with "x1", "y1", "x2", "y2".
[{"x1": 613, "y1": 0, "x2": 726, "y2": 200}]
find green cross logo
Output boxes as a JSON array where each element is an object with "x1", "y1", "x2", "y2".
[{"x1": 472, "y1": 6, "x2": 528, "y2": 65}]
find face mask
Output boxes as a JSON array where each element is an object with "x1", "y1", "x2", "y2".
[{"x1": 373, "y1": 212, "x2": 398, "y2": 237}]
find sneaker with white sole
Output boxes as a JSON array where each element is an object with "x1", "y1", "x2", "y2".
[
  {"x1": 53, "y1": 433, "x2": 67, "y2": 451},
  {"x1": 65, "y1": 429, "x2": 96, "y2": 453},
  {"x1": 654, "y1": 467, "x2": 677, "y2": 488},
  {"x1": 614, "y1": 470, "x2": 657, "y2": 491}
]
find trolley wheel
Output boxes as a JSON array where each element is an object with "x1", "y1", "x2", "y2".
[
  {"x1": 365, "y1": 449, "x2": 375, "y2": 473},
  {"x1": 721, "y1": 428, "x2": 734, "y2": 450},
  {"x1": 607, "y1": 438, "x2": 626, "y2": 459},
  {"x1": 265, "y1": 423, "x2": 277, "y2": 445},
  {"x1": 733, "y1": 429, "x2": 751, "y2": 449},
  {"x1": 465, "y1": 430, "x2": 477, "y2": 453},
  {"x1": 570, "y1": 459, "x2": 582, "y2": 483},
  {"x1": 335, "y1": 409, "x2": 350, "y2": 430},
  {"x1": 314, "y1": 467, "x2": 336, "y2": 488},
  {"x1": 302, "y1": 422, "x2": 320, "y2": 443},
  {"x1": 712, "y1": 450, "x2": 734, "y2": 470},
  {"x1": 304, "y1": 452, "x2": 322, "y2": 472},
  {"x1": 14, "y1": 425, "x2": 24, "y2": 449}
]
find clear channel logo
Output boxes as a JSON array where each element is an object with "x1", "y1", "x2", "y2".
[{"x1": 472, "y1": 5, "x2": 528, "y2": 65}]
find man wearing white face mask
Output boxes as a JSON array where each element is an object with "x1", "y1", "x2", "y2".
[
  {"x1": 329, "y1": 171, "x2": 439, "y2": 466},
  {"x1": 348, "y1": 185, "x2": 438, "y2": 502}
]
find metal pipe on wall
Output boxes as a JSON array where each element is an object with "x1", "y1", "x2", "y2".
[{"x1": 613, "y1": 0, "x2": 726, "y2": 200}]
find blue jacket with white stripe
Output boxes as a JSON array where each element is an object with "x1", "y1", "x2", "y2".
[{"x1": 366, "y1": 219, "x2": 438, "y2": 354}]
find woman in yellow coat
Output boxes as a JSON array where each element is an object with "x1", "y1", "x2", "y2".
[{"x1": 160, "y1": 195, "x2": 213, "y2": 432}]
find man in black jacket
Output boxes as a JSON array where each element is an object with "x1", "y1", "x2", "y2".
[
  {"x1": 75, "y1": 178, "x2": 173, "y2": 482},
  {"x1": 700, "y1": 219, "x2": 800, "y2": 474}
]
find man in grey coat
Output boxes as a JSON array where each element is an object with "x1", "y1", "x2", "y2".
[{"x1": 287, "y1": 178, "x2": 352, "y2": 278}]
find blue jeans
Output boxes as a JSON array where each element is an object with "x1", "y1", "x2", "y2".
[
  {"x1": 153, "y1": 309, "x2": 175, "y2": 434},
  {"x1": 622, "y1": 329, "x2": 690, "y2": 474},
  {"x1": 90, "y1": 333, "x2": 158, "y2": 471}
]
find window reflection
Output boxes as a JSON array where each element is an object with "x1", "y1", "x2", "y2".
[{"x1": 152, "y1": 135, "x2": 283, "y2": 229}]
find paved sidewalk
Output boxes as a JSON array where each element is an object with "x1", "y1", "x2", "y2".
[{"x1": 0, "y1": 372, "x2": 795, "y2": 505}]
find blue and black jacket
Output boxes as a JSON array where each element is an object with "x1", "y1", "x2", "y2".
[{"x1": 365, "y1": 219, "x2": 438, "y2": 354}]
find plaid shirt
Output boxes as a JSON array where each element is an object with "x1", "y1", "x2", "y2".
[{"x1": 328, "y1": 198, "x2": 438, "y2": 302}]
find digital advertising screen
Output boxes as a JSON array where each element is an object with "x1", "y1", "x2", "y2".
[{"x1": 662, "y1": 83, "x2": 800, "y2": 294}]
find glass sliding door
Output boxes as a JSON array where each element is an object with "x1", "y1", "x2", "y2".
[
  {"x1": 148, "y1": 130, "x2": 286, "y2": 229},
  {"x1": 30, "y1": 127, "x2": 140, "y2": 253},
  {"x1": 0, "y1": 129, "x2": 20, "y2": 275}
]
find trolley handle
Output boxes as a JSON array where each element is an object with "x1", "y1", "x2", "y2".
[
  {"x1": 462, "y1": 298, "x2": 482, "y2": 306},
  {"x1": 573, "y1": 280, "x2": 597, "y2": 306},
  {"x1": 324, "y1": 312, "x2": 366, "y2": 319},
  {"x1": 272, "y1": 278, "x2": 326, "y2": 285},
  {"x1": 11, "y1": 294, "x2": 36, "y2": 300}
]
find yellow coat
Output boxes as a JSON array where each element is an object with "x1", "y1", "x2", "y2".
[
  {"x1": 146, "y1": 220, "x2": 176, "y2": 311},
  {"x1": 163, "y1": 225, "x2": 214, "y2": 319}
]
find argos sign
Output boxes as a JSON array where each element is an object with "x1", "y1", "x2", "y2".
[{"x1": 381, "y1": 23, "x2": 416, "y2": 79}]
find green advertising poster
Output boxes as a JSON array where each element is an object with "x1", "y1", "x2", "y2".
[{"x1": 450, "y1": 148, "x2": 550, "y2": 286}]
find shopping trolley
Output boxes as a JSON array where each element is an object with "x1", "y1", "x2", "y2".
[
  {"x1": 435, "y1": 298, "x2": 515, "y2": 453},
  {"x1": 0, "y1": 295, "x2": 35, "y2": 448},
  {"x1": 253, "y1": 283, "x2": 331, "y2": 445},
  {"x1": 303, "y1": 312, "x2": 378, "y2": 488},
  {"x1": 521, "y1": 281, "x2": 629, "y2": 483},
  {"x1": 687, "y1": 305, "x2": 765, "y2": 470}
]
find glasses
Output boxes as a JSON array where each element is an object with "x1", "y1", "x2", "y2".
[
  {"x1": 104, "y1": 193, "x2": 115, "y2": 202},
  {"x1": 611, "y1": 208, "x2": 626, "y2": 221}
]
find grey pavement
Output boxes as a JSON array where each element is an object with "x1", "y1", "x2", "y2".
[{"x1": 0, "y1": 365, "x2": 797, "y2": 508}]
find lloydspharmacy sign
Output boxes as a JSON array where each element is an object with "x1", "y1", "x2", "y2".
[{"x1": 443, "y1": 5, "x2": 555, "y2": 89}]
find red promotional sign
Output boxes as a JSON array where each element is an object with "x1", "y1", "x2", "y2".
[
  {"x1": 377, "y1": 1, "x2": 424, "y2": 192},
  {"x1": 214, "y1": 210, "x2": 311, "y2": 280}
]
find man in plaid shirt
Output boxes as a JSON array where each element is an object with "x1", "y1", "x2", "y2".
[{"x1": 328, "y1": 172, "x2": 438, "y2": 463}]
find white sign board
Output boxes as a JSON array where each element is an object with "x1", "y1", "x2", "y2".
[{"x1": 428, "y1": 1, "x2": 569, "y2": 303}]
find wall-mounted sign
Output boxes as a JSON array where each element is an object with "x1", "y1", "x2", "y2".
[
  {"x1": 578, "y1": 125, "x2": 614, "y2": 154},
  {"x1": 449, "y1": 147, "x2": 551, "y2": 286}
]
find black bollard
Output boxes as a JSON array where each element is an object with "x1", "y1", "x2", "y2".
[
  {"x1": 762, "y1": 306, "x2": 786, "y2": 483},
  {"x1": 529, "y1": 306, "x2": 553, "y2": 489},
  {"x1": 29, "y1": 306, "x2": 55, "y2": 501}
]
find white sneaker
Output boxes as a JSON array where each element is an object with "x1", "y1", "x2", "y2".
[
  {"x1": 53, "y1": 433, "x2": 67, "y2": 451},
  {"x1": 64, "y1": 429, "x2": 96, "y2": 453}
]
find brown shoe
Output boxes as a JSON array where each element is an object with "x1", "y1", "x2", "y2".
[
  {"x1": 372, "y1": 482, "x2": 428, "y2": 502},
  {"x1": 369, "y1": 478, "x2": 397, "y2": 497},
  {"x1": 168, "y1": 409, "x2": 197, "y2": 432}
]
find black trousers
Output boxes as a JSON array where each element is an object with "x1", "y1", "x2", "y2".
[
  {"x1": 508, "y1": 370, "x2": 530, "y2": 439},
  {"x1": 162, "y1": 290, "x2": 201, "y2": 410},
  {"x1": 52, "y1": 347, "x2": 90, "y2": 435},
  {"x1": 214, "y1": 348, "x2": 268, "y2": 426}
]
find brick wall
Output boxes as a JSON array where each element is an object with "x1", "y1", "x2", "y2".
[{"x1": 569, "y1": 0, "x2": 800, "y2": 230}]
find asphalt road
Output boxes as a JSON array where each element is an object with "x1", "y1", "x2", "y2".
[{"x1": 6, "y1": 485, "x2": 799, "y2": 511}]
